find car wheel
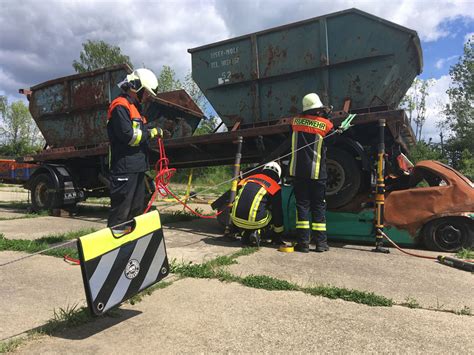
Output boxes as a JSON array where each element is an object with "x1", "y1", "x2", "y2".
[
  {"x1": 30, "y1": 173, "x2": 58, "y2": 212},
  {"x1": 326, "y1": 148, "x2": 362, "y2": 209},
  {"x1": 422, "y1": 217, "x2": 474, "y2": 252}
]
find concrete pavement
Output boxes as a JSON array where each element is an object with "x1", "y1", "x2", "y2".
[
  {"x1": 228, "y1": 244, "x2": 473, "y2": 310},
  {"x1": 1, "y1": 200, "x2": 472, "y2": 353},
  {"x1": 16, "y1": 278, "x2": 474, "y2": 353}
]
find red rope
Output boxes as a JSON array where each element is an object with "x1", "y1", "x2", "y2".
[
  {"x1": 63, "y1": 254, "x2": 80, "y2": 265},
  {"x1": 144, "y1": 138, "x2": 225, "y2": 219}
]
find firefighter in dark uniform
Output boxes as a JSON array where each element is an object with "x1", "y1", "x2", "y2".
[
  {"x1": 107, "y1": 68, "x2": 162, "y2": 227},
  {"x1": 290, "y1": 93, "x2": 333, "y2": 252},
  {"x1": 231, "y1": 162, "x2": 285, "y2": 246}
]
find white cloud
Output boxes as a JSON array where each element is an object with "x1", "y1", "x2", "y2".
[
  {"x1": 465, "y1": 32, "x2": 474, "y2": 43},
  {"x1": 0, "y1": 0, "x2": 229, "y2": 99},
  {"x1": 435, "y1": 55, "x2": 459, "y2": 69},
  {"x1": 0, "y1": 0, "x2": 472, "y2": 104},
  {"x1": 419, "y1": 75, "x2": 452, "y2": 141},
  {"x1": 214, "y1": 0, "x2": 473, "y2": 42}
]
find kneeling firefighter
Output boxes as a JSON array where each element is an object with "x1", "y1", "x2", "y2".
[
  {"x1": 107, "y1": 68, "x2": 163, "y2": 227},
  {"x1": 230, "y1": 162, "x2": 285, "y2": 246}
]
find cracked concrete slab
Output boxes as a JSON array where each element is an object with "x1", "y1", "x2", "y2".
[
  {"x1": 0, "y1": 251, "x2": 85, "y2": 341},
  {"x1": 0, "y1": 217, "x2": 106, "y2": 240},
  {"x1": 227, "y1": 245, "x2": 474, "y2": 310},
  {"x1": 163, "y1": 218, "x2": 240, "y2": 264},
  {"x1": 16, "y1": 278, "x2": 474, "y2": 353}
]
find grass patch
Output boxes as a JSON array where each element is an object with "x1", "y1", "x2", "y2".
[
  {"x1": 0, "y1": 236, "x2": 78, "y2": 259},
  {"x1": 40, "y1": 304, "x2": 93, "y2": 335},
  {"x1": 0, "y1": 201, "x2": 31, "y2": 210},
  {"x1": 0, "y1": 304, "x2": 92, "y2": 353},
  {"x1": 170, "y1": 247, "x2": 393, "y2": 307},
  {"x1": 241, "y1": 275, "x2": 299, "y2": 291},
  {"x1": 0, "y1": 337, "x2": 25, "y2": 353},
  {"x1": 0, "y1": 211, "x2": 48, "y2": 221},
  {"x1": 160, "y1": 210, "x2": 199, "y2": 224},
  {"x1": 400, "y1": 297, "x2": 420, "y2": 309},
  {"x1": 456, "y1": 248, "x2": 474, "y2": 260},
  {"x1": 303, "y1": 286, "x2": 394, "y2": 307},
  {"x1": 455, "y1": 306, "x2": 472, "y2": 316},
  {"x1": 0, "y1": 228, "x2": 96, "y2": 260},
  {"x1": 171, "y1": 247, "x2": 259, "y2": 279}
]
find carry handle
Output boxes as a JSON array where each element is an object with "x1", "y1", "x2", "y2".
[{"x1": 110, "y1": 219, "x2": 137, "y2": 239}]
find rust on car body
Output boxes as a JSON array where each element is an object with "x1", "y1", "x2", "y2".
[{"x1": 385, "y1": 160, "x2": 474, "y2": 236}]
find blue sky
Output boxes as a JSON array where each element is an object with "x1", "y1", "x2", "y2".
[{"x1": 421, "y1": 17, "x2": 473, "y2": 79}]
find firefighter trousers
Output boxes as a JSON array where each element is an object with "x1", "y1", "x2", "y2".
[
  {"x1": 293, "y1": 177, "x2": 327, "y2": 245},
  {"x1": 107, "y1": 172, "x2": 146, "y2": 227}
]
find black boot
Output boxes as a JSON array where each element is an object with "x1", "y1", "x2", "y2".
[
  {"x1": 240, "y1": 231, "x2": 251, "y2": 246},
  {"x1": 315, "y1": 242, "x2": 330, "y2": 252},
  {"x1": 294, "y1": 243, "x2": 310, "y2": 253},
  {"x1": 249, "y1": 230, "x2": 260, "y2": 247},
  {"x1": 315, "y1": 233, "x2": 329, "y2": 252}
]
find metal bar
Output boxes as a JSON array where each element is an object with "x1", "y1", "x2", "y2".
[
  {"x1": 319, "y1": 18, "x2": 330, "y2": 105},
  {"x1": 224, "y1": 136, "x2": 243, "y2": 237},
  {"x1": 250, "y1": 34, "x2": 261, "y2": 122},
  {"x1": 183, "y1": 169, "x2": 194, "y2": 212}
]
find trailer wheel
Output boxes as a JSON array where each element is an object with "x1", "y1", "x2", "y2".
[
  {"x1": 326, "y1": 148, "x2": 361, "y2": 208},
  {"x1": 30, "y1": 173, "x2": 57, "y2": 212},
  {"x1": 422, "y1": 217, "x2": 473, "y2": 252}
]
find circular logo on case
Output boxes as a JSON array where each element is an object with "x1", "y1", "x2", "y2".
[{"x1": 125, "y1": 259, "x2": 140, "y2": 279}]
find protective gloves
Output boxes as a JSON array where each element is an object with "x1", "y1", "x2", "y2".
[{"x1": 148, "y1": 127, "x2": 163, "y2": 139}]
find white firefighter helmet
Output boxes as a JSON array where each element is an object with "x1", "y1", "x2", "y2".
[
  {"x1": 118, "y1": 68, "x2": 158, "y2": 97},
  {"x1": 263, "y1": 161, "x2": 281, "y2": 178},
  {"x1": 302, "y1": 93, "x2": 324, "y2": 112}
]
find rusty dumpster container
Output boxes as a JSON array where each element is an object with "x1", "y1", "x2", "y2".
[
  {"x1": 26, "y1": 64, "x2": 204, "y2": 148},
  {"x1": 189, "y1": 8, "x2": 422, "y2": 128}
]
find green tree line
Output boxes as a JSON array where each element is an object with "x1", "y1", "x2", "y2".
[{"x1": 400, "y1": 38, "x2": 473, "y2": 180}]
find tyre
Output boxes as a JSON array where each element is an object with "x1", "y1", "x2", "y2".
[
  {"x1": 422, "y1": 217, "x2": 474, "y2": 252},
  {"x1": 326, "y1": 148, "x2": 362, "y2": 208},
  {"x1": 30, "y1": 173, "x2": 58, "y2": 212}
]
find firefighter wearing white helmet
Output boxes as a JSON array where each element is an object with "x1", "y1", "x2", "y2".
[
  {"x1": 230, "y1": 161, "x2": 285, "y2": 246},
  {"x1": 289, "y1": 93, "x2": 334, "y2": 252},
  {"x1": 106, "y1": 68, "x2": 163, "y2": 227}
]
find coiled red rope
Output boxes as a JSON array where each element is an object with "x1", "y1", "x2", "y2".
[{"x1": 144, "y1": 138, "x2": 225, "y2": 219}]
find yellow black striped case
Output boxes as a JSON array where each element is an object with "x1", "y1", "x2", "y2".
[{"x1": 77, "y1": 211, "x2": 169, "y2": 316}]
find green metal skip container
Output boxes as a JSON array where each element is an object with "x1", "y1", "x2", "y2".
[{"x1": 189, "y1": 8, "x2": 422, "y2": 128}]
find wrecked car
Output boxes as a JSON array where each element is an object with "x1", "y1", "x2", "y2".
[{"x1": 385, "y1": 160, "x2": 474, "y2": 251}]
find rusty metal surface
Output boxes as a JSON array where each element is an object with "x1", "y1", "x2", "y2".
[
  {"x1": 27, "y1": 65, "x2": 203, "y2": 148},
  {"x1": 154, "y1": 90, "x2": 203, "y2": 118},
  {"x1": 189, "y1": 8, "x2": 422, "y2": 129},
  {"x1": 385, "y1": 160, "x2": 474, "y2": 236},
  {"x1": 22, "y1": 109, "x2": 414, "y2": 169},
  {"x1": 20, "y1": 144, "x2": 109, "y2": 162}
]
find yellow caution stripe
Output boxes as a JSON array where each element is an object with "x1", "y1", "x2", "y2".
[{"x1": 80, "y1": 211, "x2": 162, "y2": 261}]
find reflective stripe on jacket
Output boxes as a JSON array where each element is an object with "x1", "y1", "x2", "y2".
[
  {"x1": 289, "y1": 115, "x2": 333, "y2": 180},
  {"x1": 231, "y1": 174, "x2": 283, "y2": 231},
  {"x1": 237, "y1": 173, "x2": 281, "y2": 196},
  {"x1": 107, "y1": 94, "x2": 149, "y2": 174}
]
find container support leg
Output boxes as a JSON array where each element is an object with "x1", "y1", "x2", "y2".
[
  {"x1": 372, "y1": 119, "x2": 389, "y2": 253},
  {"x1": 182, "y1": 168, "x2": 194, "y2": 212},
  {"x1": 224, "y1": 136, "x2": 243, "y2": 237}
]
